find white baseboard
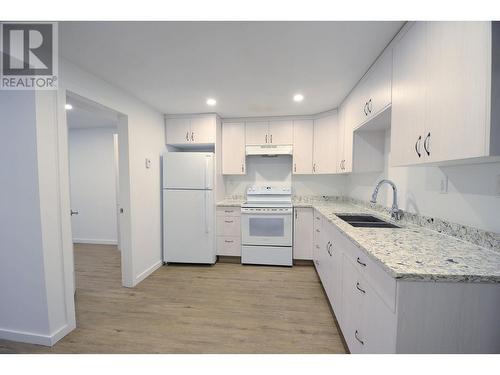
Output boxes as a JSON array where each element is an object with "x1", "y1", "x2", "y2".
[
  {"x1": 0, "y1": 323, "x2": 74, "y2": 347},
  {"x1": 73, "y1": 238, "x2": 118, "y2": 245},
  {"x1": 133, "y1": 260, "x2": 163, "y2": 287}
]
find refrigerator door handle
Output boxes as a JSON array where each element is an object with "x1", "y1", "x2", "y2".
[{"x1": 204, "y1": 191, "x2": 209, "y2": 233}]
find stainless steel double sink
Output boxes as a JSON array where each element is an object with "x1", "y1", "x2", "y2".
[{"x1": 336, "y1": 214, "x2": 400, "y2": 228}]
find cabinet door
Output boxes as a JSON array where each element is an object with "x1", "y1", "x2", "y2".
[
  {"x1": 337, "y1": 105, "x2": 346, "y2": 173},
  {"x1": 391, "y1": 22, "x2": 428, "y2": 167},
  {"x1": 222, "y1": 122, "x2": 246, "y2": 175},
  {"x1": 269, "y1": 120, "x2": 293, "y2": 145},
  {"x1": 313, "y1": 114, "x2": 338, "y2": 174},
  {"x1": 293, "y1": 208, "x2": 313, "y2": 260},
  {"x1": 292, "y1": 120, "x2": 313, "y2": 174},
  {"x1": 312, "y1": 211, "x2": 323, "y2": 268},
  {"x1": 165, "y1": 118, "x2": 190, "y2": 145},
  {"x1": 425, "y1": 21, "x2": 490, "y2": 163},
  {"x1": 365, "y1": 48, "x2": 393, "y2": 120},
  {"x1": 245, "y1": 121, "x2": 269, "y2": 145},
  {"x1": 190, "y1": 116, "x2": 216, "y2": 144}
]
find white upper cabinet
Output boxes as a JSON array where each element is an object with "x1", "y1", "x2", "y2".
[
  {"x1": 245, "y1": 121, "x2": 269, "y2": 145},
  {"x1": 165, "y1": 115, "x2": 216, "y2": 146},
  {"x1": 190, "y1": 116, "x2": 216, "y2": 144},
  {"x1": 245, "y1": 120, "x2": 293, "y2": 145},
  {"x1": 292, "y1": 120, "x2": 314, "y2": 174},
  {"x1": 269, "y1": 120, "x2": 293, "y2": 145},
  {"x1": 391, "y1": 21, "x2": 499, "y2": 166},
  {"x1": 222, "y1": 122, "x2": 246, "y2": 175},
  {"x1": 165, "y1": 118, "x2": 191, "y2": 144},
  {"x1": 313, "y1": 113, "x2": 338, "y2": 174}
]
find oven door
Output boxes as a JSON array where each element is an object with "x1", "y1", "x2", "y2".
[{"x1": 241, "y1": 209, "x2": 292, "y2": 247}]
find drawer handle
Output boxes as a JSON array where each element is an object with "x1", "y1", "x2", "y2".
[
  {"x1": 315, "y1": 245, "x2": 320, "y2": 249},
  {"x1": 356, "y1": 257, "x2": 367, "y2": 267},
  {"x1": 356, "y1": 282, "x2": 366, "y2": 294},
  {"x1": 355, "y1": 330, "x2": 364, "y2": 345},
  {"x1": 224, "y1": 210, "x2": 234, "y2": 213},
  {"x1": 224, "y1": 220, "x2": 234, "y2": 223},
  {"x1": 315, "y1": 216, "x2": 320, "y2": 220},
  {"x1": 315, "y1": 229, "x2": 320, "y2": 232},
  {"x1": 224, "y1": 240, "x2": 234, "y2": 243}
]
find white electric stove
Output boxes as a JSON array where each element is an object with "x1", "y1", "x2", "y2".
[{"x1": 240, "y1": 185, "x2": 293, "y2": 266}]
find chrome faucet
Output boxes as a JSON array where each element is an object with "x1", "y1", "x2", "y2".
[{"x1": 370, "y1": 179, "x2": 403, "y2": 220}]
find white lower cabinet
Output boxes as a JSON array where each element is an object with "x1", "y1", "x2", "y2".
[
  {"x1": 312, "y1": 210, "x2": 500, "y2": 353},
  {"x1": 293, "y1": 208, "x2": 313, "y2": 260},
  {"x1": 216, "y1": 206, "x2": 241, "y2": 257}
]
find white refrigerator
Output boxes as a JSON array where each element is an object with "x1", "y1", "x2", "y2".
[{"x1": 162, "y1": 152, "x2": 215, "y2": 264}]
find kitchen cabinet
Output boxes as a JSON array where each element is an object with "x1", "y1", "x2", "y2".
[
  {"x1": 222, "y1": 122, "x2": 246, "y2": 175},
  {"x1": 337, "y1": 104, "x2": 353, "y2": 173},
  {"x1": 292, "y1": 120, "x2": 314, "y2": 174},
  {"x1": 245, "y1": 120, "x2": 293, "y2": 146},
  {"x1": 391, "y1": 21, "x2": 499, "y2": 167},
  {"x1": 166, "y1": 115, "x2": 216, "y2": 146},
  {"x1": 293, "y1": 208, "x2": 313, "y2": 260},
  {"x1": 313, "y1": 113, "x2": 338, "y2": 174},
  {"x1": 216, "y1": 206, "x2": 241, "y2": 257}
]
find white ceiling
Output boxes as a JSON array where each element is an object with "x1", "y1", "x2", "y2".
[
  {"x1": 60, "y1": 21, "x2": 404, "y2": 118},
  {"x1": 66, "y1": 93, "x2": 119, "y2": 129}
]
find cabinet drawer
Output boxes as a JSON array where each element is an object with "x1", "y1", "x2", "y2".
[
  {"x1": 216, "y1": 236, "x2": 241, "y2": 256},
  {"x1": 216, "y1": 206, "x2": 241, "y2": 217},
  {"x1": 216, "y1": 216, "x2": 241, "y2": 237},
  {"x1": 330, "y1": 222, "x2": 397, "y2": 312}
]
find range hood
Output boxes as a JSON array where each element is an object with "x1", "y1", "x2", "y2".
[{"x1": 246, "y1": 144, "x2": 293, "y2": 156}]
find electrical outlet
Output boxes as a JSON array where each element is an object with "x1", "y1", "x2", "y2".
[{"x1": 440, "y1": 175, "x2": 449, "y2": 194}]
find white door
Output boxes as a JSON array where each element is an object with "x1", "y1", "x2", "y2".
[
  {"x1": 222, "y1": 122, "x2": 246, "y2": 174},
  {"x1": 269, "y1": 120, "x2": 293, "y2": 145},
  {"x1": 163, "y1": 189, "x2": 215, "y2": 264},
  {"x1": 245, "y1": 121, "x2": 269, "y2": 145},
  {"x1": 165, "y1": 118, "x2": 191, "y2": 145},
  {"x1": 313, "y1": 114, "x2": 338, "y2": 174},
  {"x1": 391, "y1": 22, "x2": 427, "y2": 167},
  {"x1": 293, "y1": 208, "x2": 313, "y2": 260},
  {"x1": 292, "y1": 120, "x2": 313, "y2": 174},
  {"x1": 190, "y1": 116, "x2": 216, "y2": 144},
  {"x1": 163, "y1": 152, "x2": 213, "y2": 189}
]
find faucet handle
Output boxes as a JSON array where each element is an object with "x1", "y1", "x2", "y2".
[{"x1": 391, "y1": 209, "x2": 403, "y2": 221}]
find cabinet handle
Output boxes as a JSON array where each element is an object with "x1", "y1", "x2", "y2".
[
  {"x1": 316, "y1": 229, "x2": 320, "y2": 233},
  {"x1": 368, "y1": 99, "x2": 372, "y2": 113},
  {"x1": 313, "y1": 163, "x2": 316, "y2": 173},
  {"x1": 355, "y1": 330, "x2": 365, "y2": 345},
  {"x1": 329, "y1": 242, "x2": 333, "y2": 255},
  {"x1": 241, "y1": 164, "x2": 244, "y2": 173},
  {"x1": 356, "y1": 257, "x2": 367, "y2": 267},
  {"x1": 224, "y1": 210, "x2": 233, "y2": 214},
  {"x1": 270, "y1": 134, "x2": 273, "y2": 143},
  {"x1": 191, "y1": 132, "x2": 194, "y2": 142},
  {"x1": 424, "y1": 132, "x2": 431, "y2": 156},
  {"x1": 415, "y1": 135, "x2": 422, "y2": 158},
  {"x1": 224, "y1": 220, "x2": 234, "y2": 223},
  {"x1": 364, "y1": 102, "x2": 368, "y2": 116},
  {"x1": 295, "y1": 210, "x2": 298, "y2": 219},
  {"x1": 265, "y1": 134, "x2": 268, "y2": 144},
  {"x1": 186, "y1": 131, "x2": 189, "y2": 141},
  {"x1": 356, "y1": 282, "x2": 366, "y2": 294},
  {"x1": 315, "y1": 245, "x2": 320, "y2": 249},
  {"x1": 315, "y1": 216, "x2": 320, "y2": 220},
  {"x1": 224, "y1": 240, "x2": 234, "y2": 243},
  {"x1": 294, "y1": 163, "x2": 296, "y2": 172}
]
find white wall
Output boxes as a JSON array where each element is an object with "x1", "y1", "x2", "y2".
[
  {"x1": 224, "y1": 155, "x2": 347, "y2": 196},
  {"x1": 68, "y1": 127, "x2": 118, "y2": 245},
  {"x1": 60, "y1": 58, "x2": 166, "y2": 287},
  {"x1": 347, "y1": 130, "x2": 500, "y2": 234},
  {"x1": 0, "y1": 90, "x2": 75, "y2": 345}
]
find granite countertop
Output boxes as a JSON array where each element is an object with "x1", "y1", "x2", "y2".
[
  {"x1": 217, "y1": 196, "x2": 500, "y2": 283},
  {"x1": 310, "y1": 200, "x2": 500, "y2": 283}
]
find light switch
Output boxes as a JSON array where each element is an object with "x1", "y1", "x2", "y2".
[{"x1": 145, "y1": 158, "x2": 151, "y2": 169}]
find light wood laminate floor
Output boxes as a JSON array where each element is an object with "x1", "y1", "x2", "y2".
[{"x1": 0, "y1": 244, "x2": 346, "y2": 353}]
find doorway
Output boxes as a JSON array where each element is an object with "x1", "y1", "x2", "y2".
[{"x1": 65, "y1": 92, "x2": 125, "y2": 288}]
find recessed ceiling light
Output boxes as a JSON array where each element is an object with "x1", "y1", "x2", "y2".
[
  {"x1": 65, "y1": 104, "x2": 73, "y2": 110},
  {"x1": 206, "y1": 98, "x2": 217, "y2": 106},
  {"x1": 293, "y1": 94, "x2": 304, "y2": 102}
]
